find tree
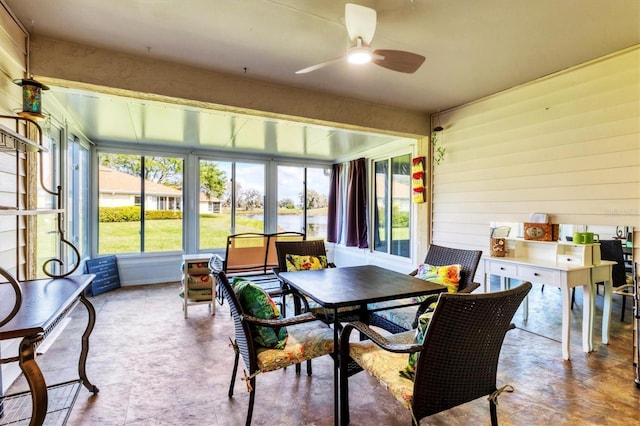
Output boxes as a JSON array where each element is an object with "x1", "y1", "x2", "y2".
[
  {"x1": 239, "y1": 188, "x2": 263, "y2": 210},
  {"x1": 200, "y1": 162, "x2": 227, "y2": 200},
  {"x1": 99, "y1": 154, "x2": 182, "y2": 186},
  {"x1": 99, "y1": 154, "x2": 227, "y2": 198},
  {"x1": 278, "y1": 197, "x2": 296, "y2": 209},
  {"x1": 300, "y1": 189, "x2": 328, "y2": 209}
]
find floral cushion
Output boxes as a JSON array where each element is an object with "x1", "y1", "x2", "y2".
[
  {"x1": 348, "y1": 330, "x2": 416, "y2": 408},
  {"x1": 184, "y1": 273, "x2": 213, "y2": 289},
  {"x1": 367, "y1": 305, "x2": 417, "y2": 331},
  {"x1": 415, "y1": 263, "x2": 461, "y2": 293},
  {"x1": 256, "y1": 320, "x2": 334, "y2": 372},
  {"x1": 285, "y1": 254, "x2": 328, "y2": 272},
  {"x1": 231, "y1": 277, "x2": 288, "y2": 349},
  {"x1": 399, "y1": 310, "x2": 434, "y2": 380}
]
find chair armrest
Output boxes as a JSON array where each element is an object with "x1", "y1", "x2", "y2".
[
  {"x1": 463, "y1": 282, "x2": 480, "y2": 293},
  {"x1": 341, "y1": 321, "x2": 422, "y2": 355},
  {"x1": 242, "y1": 311, "x2": 319, "y2": 328},
  {"x1": 210, "y1": 254, "x2": 225, "y2": 272}
]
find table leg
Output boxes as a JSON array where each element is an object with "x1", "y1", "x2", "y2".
[
  {"x1": 78, "y1": 294, "x2": 99, "y2": 394},
  {"x1": 602, "y1": 276, "x2": 613, "y2": 345},
  {"x1": 591, "y1": 264, "x2": 613, "y2": 345},
  {"x1": 561, "y1": 285, "x2": 572, "y2": 360},
  {"x1": 18, "y1": 335, "x2": 47, "y2": 426},
  {"x1": 583, "y1": 283, "x2": 593, "y2": 353}
]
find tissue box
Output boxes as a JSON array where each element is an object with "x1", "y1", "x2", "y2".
[{"x1": 523, "y1": 223, "x2": 559, "y2": 241}]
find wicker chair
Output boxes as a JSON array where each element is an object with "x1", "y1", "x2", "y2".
[
  {"x1": 273, "y1": 240, "x2": 333, "y2": 315},
  {"x1": 212, "y1": 265, "x2": 334, "y2": 426},
  {"x1": 368, "y1": 244, "x2": 483, "y2": 333},
  {"x1": 340, "y1": 281, "x2": 532, "y2": 426},
  {"x1": 273, "y1": 240, "x2": 362, "y2": 325}
]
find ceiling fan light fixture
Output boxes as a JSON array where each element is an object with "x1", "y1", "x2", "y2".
[
  {"x1": 348, "y1": 47, "x2": 372, "y2": 64},
  {"x1": 348, "y1": 36, "x2": 372, "y2": 64}
]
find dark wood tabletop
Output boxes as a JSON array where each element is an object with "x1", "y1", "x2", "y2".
[
  {"x1": 0, "y1": 274, "x2": 95, "y2": 340},
  {"x1": 279, "y1": 265, "x2": 446, "y2": 308}
]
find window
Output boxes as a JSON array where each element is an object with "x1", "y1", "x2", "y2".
[
  {"x1": 199, "y1": 160, "x2": 265, "y2": 250},
  {"x1": 373, "y1": 153, "x2": 411, "y2": 258},
  {"x1": 36, "y1": 122, "x2": 62, "y2": 278},
  {"x1": 66, "y1": 135, "x2": 90, "y2": 263},
  {"x1": 277, "y1": 166, "x2": 330, "y2": 239},
  {"x1": 98, "y1": 153, "x2": 184, "y2": 254}
]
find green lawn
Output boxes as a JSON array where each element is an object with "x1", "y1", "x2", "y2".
[{"x1": 98, "y1": 215, "x2": 264, "y2": 254}]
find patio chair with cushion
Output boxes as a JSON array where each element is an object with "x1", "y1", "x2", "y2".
[
  {"x1": 212, "y1": 263, "x2": 334, "y2": 426},
  {"x1": 340, "y1": 281, "x2": 532, "y2": 426},
  {"x1": 368, "y1": 244, "x2": 483, "y2": 333},
  {"x1": 273, "y1": 240, "x2": 362, "y2": 324}
]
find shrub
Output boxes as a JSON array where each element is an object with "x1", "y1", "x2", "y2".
[{"x1": 99, "y1": 207, "x2": 182, "y2": 222}]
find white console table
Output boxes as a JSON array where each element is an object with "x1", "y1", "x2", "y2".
[{"x1": 483, "y1": 238, "x2": 614, "y2": 360}]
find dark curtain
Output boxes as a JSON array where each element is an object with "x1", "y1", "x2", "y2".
[
  {"x1": 345, "y1": 158, "x2": 368, "y2": 248},
  {"x1": 327, "y1": 163, "x2": 342, "y2": 243}
]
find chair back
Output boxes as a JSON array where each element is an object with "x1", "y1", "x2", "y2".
[
  {"x1": 599, "y1": 239, "x2": 627, "y2": 287},
  {"x1": 266, "y1": 232, "x2": 306, "y2": 270},
  {"x1": 274, "y1": 240, "x2": 329, "y2": 272},
  {"x1": 225, "y1": 233, "x2": 271, "y2": 275},
  {"x1": 211, "y1": 266, "x2": 256, "y2": 373},
  {"x1": 411, "y1": 281, "x2": 532, "y2": 421},
  {"x1": 422, "y1": 244, "x2": 483, "y2": 291}
]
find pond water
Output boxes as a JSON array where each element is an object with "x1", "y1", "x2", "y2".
[{"x1": 249, "y1": 214, "x2": 327, "y2": 239}]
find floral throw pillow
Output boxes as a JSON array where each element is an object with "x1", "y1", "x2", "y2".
[
  {"x1": 415, "y1": 263, "x2": 462, "y2": 293},
  {"x1": 399, "y1": 309, "x2": 434, "y2": 380},
  {"x1": 285, "y1": 254, "x2": 328, "y2": 272},
  {"x1": 231, "y1": 277, "x2": 288, "y2": 349}
]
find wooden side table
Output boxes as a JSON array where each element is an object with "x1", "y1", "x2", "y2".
[{"x1": 0, "y1": 274, "x2": 99, "y2": 425}]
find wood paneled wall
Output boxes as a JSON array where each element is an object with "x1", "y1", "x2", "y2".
[
  {"x1": 430, "y1": 46, "x2": 640, "y2": 267},
  {"x1": 0, "y1": 2, "x2": 28, "y2": 278}
]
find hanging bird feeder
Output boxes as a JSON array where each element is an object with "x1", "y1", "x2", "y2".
[{"x1": 13, "y1": 77, "x2": 49, "y2": 120}]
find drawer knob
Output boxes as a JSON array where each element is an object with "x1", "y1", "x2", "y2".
[
  {"x1": 500, "y1": 267, "x2": 505, "y2": 270},
  {"x1": 534, "y1": 272, "x2": 540, "y2": 276}
]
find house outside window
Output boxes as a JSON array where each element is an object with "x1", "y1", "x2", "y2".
[{"x1": 97, "y1": 153, "x2": 184, "y2": 254}]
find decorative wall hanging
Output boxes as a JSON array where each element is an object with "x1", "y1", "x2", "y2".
[
  {"x1": 411, "y1": 156, "x2": 426, "y2": 203},
  {"x1": 13, "y1": 77, "x2": 49, "y2": 120}
]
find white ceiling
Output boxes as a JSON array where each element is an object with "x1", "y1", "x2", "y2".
[{"x1": 5, "y1": 0, "x2": 639, "y2": 160}]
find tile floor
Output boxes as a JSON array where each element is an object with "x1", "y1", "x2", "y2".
[{"x1": 6, "y1": 278, "x2": 639, "y2": 425}]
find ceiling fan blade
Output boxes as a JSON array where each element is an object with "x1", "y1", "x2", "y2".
[
  {"x1": 295, "y1": 57, "x2": 344, "y2": 74},
  {"x1": 345, "y1": 3, "x2": 377, "y2": 45},
  {"x1": 372, "y1": 49, "x2": 425, "y2": 73}
]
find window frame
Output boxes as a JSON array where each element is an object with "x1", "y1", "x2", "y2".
[{"x1": 369, "y1": 150, "x2": 415, "y2": 261}]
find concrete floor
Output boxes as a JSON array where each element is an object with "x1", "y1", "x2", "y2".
[{"x1": 7, "y1": 278, "x2": 639, "y2": 425}]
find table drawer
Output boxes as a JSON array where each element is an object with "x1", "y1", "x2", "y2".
[
  {"x1": 557, "y1": 255, "x2": 583, "y2": 265},
  {"x1": 517, "y1": 265, "x2": 561, "y2": 286},
  {"x1": 489, "y1": 262, "x2": 518, "y2": 277}
]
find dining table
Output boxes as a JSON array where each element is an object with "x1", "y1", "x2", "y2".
[{"x1": 278, "y1": 264, "x2": 447, "y2": 426}]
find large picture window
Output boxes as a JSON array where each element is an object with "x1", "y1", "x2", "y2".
[
  {"x1": 373, "y1": 154, "x2": 411, "y2": 258},
  {"x1": 277, "y1": 165, "x2": 330, "y2": 239},
  {"x1": 199, "y1": 160, "x2": 265, "y2": 250},
  {"x1": 98, "y1": 153, "x2": 184, "y2": 254}
]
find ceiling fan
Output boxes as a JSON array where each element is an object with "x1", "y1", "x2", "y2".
[{"x1": 296, "y1": 3, "x2": 425, "y2": 75}]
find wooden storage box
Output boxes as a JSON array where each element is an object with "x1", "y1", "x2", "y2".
[{"x1": 523, "y1": 223, "x2": 559, "y2": 241}]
